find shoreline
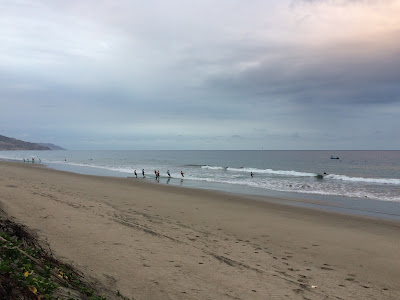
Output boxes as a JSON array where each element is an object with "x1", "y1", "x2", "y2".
[
  {"x1": 1, "y1": 161, "x2": 400, "y2": 299},
  {"x1": 7, "y1": 157, "x2": 400, "y2": 221},
  {"x1": 6, "y1": 157, "x2": 400, "y2": 221},
  {"x1": 43, "y1": 160, "x2": 400, "y2": 222},
  {"x1": 2, "y1": 151, "x2": 400, "y2": 222}
]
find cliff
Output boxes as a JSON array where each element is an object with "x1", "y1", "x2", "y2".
[{"x1": 0, "y1": 135, "x2": 51, "y2": 150}]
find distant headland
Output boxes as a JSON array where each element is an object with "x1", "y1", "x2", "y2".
[{"x1": 0, "y1": 135, "x2": 65, "y2": 150}]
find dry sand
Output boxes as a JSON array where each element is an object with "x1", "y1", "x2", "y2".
[{"x1": 0, "y1": 161, "x2": 399, "y2": 299}]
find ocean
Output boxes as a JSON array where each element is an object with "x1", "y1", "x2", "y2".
[{"x1": 1, "y1": 150, "x2": 400, "y2": 220}]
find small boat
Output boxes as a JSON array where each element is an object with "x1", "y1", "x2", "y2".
[{"x1": 330, "y1": 155, "x2": 339, "y2": 159}]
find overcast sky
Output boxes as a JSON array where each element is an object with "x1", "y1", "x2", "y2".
[{"x1": 1, "y1": 0, "x2": 399, "y2": 150}]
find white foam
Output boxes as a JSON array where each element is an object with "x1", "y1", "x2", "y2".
[
  {"x1": 326, "y1": 174, "x2": 400, "y2": 185},
  {"x1": 184, "y1": 175, "x2": 400, "y2": 202},
  {"x1": 226, "y1": 167, "x2": 316, "y2": 177},
  {"x1": 201, "y1": 165, "x2": 226, "y2": 170},
  {"x1": 51, "y1": 161, "x2": 135, "y2": 174},
  {"x1": 201, "y1": 165, "x2": 400, "y2": 185}
]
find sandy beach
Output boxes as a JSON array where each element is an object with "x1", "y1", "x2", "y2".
[{"x1": 0, "y1": 161, "x2": 399, "y2": 299}]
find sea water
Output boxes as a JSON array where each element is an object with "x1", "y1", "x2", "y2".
[{"x1": 1, "y1": 150, "x2": 400, "y2": 220}]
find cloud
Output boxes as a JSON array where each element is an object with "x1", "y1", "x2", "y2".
[
  {"x1": 0, "y1": 0, "x2": 399, "y2": 149},
  {"x1": 203, "y1": 31, "x2": 400, "y2": 105}
]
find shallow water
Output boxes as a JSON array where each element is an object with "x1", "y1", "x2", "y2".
[{"x1": 2, "y1": 150, "x2": 400, "y2": 220}]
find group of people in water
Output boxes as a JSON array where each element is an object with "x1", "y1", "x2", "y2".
[
  {"x1": 133, "y1": 169, "x2": 184, "y2": 179},
  {"x1": 132, "y1": 169, "x2": 255, "y2": 180},
  {"x1": 23, "y1": 158, "x2": 41, "y2": 163}
]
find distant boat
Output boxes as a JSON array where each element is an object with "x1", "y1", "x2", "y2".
[{"x1": 330, "y1": 155, "x2": 339, "y2": 159}]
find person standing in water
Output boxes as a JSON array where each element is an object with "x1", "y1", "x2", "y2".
[
  {"x1": 134, "y1": 170, "x2": 137, "y2": 178},
  {"x1": 142, "y1": 169, "x2": 145, "y2": 178},
  {"x1": 251, "y1": 172, "x2": 253, "y2": 178},
  {"x1": 167, "y1": 170, "x2": 171, "y2": 177},
  {"x1": 181, "y1": 170, "x2": 184, "y2": 177}
]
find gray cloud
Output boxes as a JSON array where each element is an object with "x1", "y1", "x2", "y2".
[
  {"x1": 204, "y1": 35, "x2": 400, "y2": 103},
  {"x1": 1, "y1": 0, "x2": 399, "y2": 149}
]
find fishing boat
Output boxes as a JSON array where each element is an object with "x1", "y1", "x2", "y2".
[{"x1": 330, "y1": 155, "x2": 339, "y2": 159}]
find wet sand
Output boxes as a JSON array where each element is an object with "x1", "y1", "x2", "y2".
[{"x1": 1, "y1": 161, "x2": 399, "y2": 299}]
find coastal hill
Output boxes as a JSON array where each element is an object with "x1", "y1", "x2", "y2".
[
  {"x1": 0, "y1": 135, "x2": 64, "y2": 150},
  {"x1": 37, "y1": 143, "x2": 66, "y2": 150}
]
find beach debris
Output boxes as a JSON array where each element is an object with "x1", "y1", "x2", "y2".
[{"x1": 311, "y1": 285, "x2": 318, "y2": 289}]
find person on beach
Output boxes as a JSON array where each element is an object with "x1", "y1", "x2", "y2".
[
  {"x1": 154, "y1": 170, "x2": 158, "y2": 178},
  {"x1": 142, "y1": 169, "x2": 145, "y2": 178},
  {"x1": 181, "y1": 170, "x2": 184, "y2": 177},
  {"x1": 157, "y1": 170, "x2": 160, "y2": 178},
  {"x1": 32, "y1": 158, "x2": 34, "y2": 163},
  {"x1": 134, "y1": 170, "x2": 137, "y2": 178},
  {"x1": 167, "y1": 170, "x2": 171, "y2": 177}
]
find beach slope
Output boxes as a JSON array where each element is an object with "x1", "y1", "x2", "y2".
[{"x1": 0, "y1": 161, "x2": 399, "y2": 299}]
